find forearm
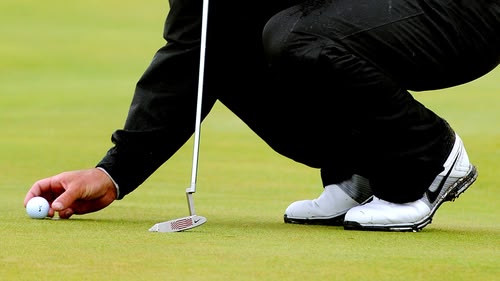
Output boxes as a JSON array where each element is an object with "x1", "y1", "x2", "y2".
[
  {"x1": 98, "y1": 42, "x2": 223, "y2": 199},
  {"x1": 96, "y1": 128, "x2": 192, "y2": 199},
  {"x1": 96, "y1": 0, "x2": 218, "y2": 199}
]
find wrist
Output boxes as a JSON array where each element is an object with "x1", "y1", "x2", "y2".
[{"x1": 96, "y1": 167, "x2": 121, "y2": 200}]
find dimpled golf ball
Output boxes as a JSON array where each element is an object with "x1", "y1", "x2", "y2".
[{"x1": 26, "y1": 196, "x2": 50, "y2": 219}]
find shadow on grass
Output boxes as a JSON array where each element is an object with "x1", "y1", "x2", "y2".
[
  {"x1": 40, "y1": 215, "x2": 498, "y2": 237},
  {"x1": 422, "y1": 225, "x2": 499, "y2": 236}
]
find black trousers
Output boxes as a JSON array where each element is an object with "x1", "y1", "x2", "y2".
[
  {"x1": 219, "y1": 0, "x2": 500, "y2": 202},
  {"x1": 99, "y1": 0, "x2": 499, "y2": 201}
]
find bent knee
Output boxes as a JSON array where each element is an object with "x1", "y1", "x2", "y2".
[{"x1": 263, "y1": 7, "x2": 342, "y2": 71}]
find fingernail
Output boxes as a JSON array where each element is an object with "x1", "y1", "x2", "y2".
[
  {"x1": 61, "y1": 209, "x2": 73, "y2": 218},
  {"x1": 52, "y1": 201, "x2": 63, "y2": 210}
]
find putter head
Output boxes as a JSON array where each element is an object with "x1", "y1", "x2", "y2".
[{"x1": 149, "y1": 215, "x2": 207, "y2": 233}]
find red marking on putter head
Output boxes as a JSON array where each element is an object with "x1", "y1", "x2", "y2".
[
  {"x1": 149, "y1": 215, "x2": 207, "y2": 233},
  {"x1": 171, "y1": 217, "x2": 194, "y2": 230}
]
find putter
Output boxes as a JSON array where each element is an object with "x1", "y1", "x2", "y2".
[{"x1": 149, "y1": 0, "x2": 210, "y2": 233}]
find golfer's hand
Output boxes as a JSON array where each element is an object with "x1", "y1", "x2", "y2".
[{"x1": 24, "y1": 168, "x2": 117, "y2": 219}]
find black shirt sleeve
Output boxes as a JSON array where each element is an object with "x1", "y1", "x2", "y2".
[{"x1": 96, "y1": 0, "x2": 217, "y2": 199}]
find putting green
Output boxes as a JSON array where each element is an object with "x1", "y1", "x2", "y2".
[{"x1": 0, "y1": 1, "x2": 498, "y2": 280}]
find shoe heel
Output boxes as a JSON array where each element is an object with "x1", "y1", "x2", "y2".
[{"x1": 445, "y1": 165, "x2": 478, "y2": 202}]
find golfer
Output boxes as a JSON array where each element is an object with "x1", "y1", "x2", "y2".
[{"x1": 24, "y1": 0, "x2": 499, "y2": 231}]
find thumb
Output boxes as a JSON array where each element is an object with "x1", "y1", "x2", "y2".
[{"x1": 52, "y1": 187, "x2": 81, "y2": 211}]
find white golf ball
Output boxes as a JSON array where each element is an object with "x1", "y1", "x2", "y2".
[{"x1": 26, "y1": 196, "x2": 50, "y2": 219}]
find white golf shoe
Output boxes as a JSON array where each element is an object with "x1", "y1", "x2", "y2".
[
  {"x1": 344, "y1": 134, "x2": 478, "y2": 232},
  {"x1": 284, "y1": 175, "x2": 373, "y2": 225}
]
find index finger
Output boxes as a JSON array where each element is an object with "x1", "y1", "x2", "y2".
[{"x1": 24, "y1": 176, "x2": 65, "y2": 207}]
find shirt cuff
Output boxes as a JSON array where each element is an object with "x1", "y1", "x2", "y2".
[{"x1": 96, "y1": 167, "x2": 121, "y2": 200}]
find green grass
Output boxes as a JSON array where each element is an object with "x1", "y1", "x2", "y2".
[{"x1": 0, "y1": 1, "x2": 499, "y2": 280}]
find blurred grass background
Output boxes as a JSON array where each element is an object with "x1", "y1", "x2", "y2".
[{"x1": 0, "y1": 1, "x2": 498, "y2": 280}]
